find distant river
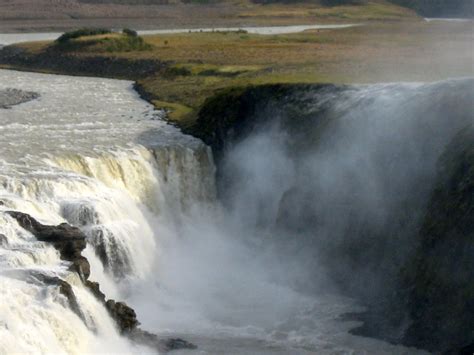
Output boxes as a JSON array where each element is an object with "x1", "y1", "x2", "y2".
[{"x1": 0, "y1": 24, "x2": 357, "y2": 46}]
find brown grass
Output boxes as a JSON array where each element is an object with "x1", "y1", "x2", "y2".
[{"x1": 4, "y1": 19, "x2": 473, "y2": 128}]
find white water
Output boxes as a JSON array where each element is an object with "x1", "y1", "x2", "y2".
[{"x1": 0, "y1": 69, "x2": 428, "y2": 354}]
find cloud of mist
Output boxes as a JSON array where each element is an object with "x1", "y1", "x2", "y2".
[
  {"x1": 124, "y1": 78, "x2": 472, "y2": 354},
  {"x1": 219, "y1": 79, "x2": 473, "y2": 298}
]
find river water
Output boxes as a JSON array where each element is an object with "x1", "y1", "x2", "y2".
[
  {"x1": 0, "y1": 24, "x2": 359, "y2": 46},
  {"x1": 0, "y1": 68, "x2": 433, "y2": 354}
]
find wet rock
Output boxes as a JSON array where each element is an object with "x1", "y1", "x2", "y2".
[
  {"x1": 70, "y1": 255, "x2": 91, "y2": 281},
  {"x1": 32, "y1": 273, "x2": 83, "y2": 322},
  {"x1": 351, "y1": 125, "x2": 474, "y2": 353},
  {"x1": 130, "y1": 329, "x2": 197, "y2": 352},
  {"x1": 84, "y1": 280, "x2": 106, "y2": 303},
  {"x1": 400, "y1": 125, "x2": 474, "y2": 353},
  {"x1": 163, "y1": 337, "x2": 198, "y2": 351},
  {"x1": 6, "y1": 212, "x2": 88, "y2": 278},
  {"x1": 0, "y1": 88, "x2": 39, "y2": 109},
  {"x1": 88, "y1": 227, "x2": 132, "y2": 280},
  {"x1": 0, "y1": 234, "x2": 8, "y2": 246},
  {"x1": 61, "y1": 202, "x2": 100, "y2": 227},
  {"x1": 105, "y1": 300, "x2": 140, "y2": 333}
]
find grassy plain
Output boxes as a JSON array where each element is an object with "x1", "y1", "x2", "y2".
[
  {"x1": 2, "y1": 10, "x2": 473, "y2": 128},
  {"x1": 0, "y1": 0, "x2": 416, "y2": 32}
]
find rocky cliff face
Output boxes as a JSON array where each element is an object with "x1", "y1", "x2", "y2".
[
  {"x1": 194, "y1": 81, "x2": 474, "y2": 353},
  {"x1": 400, "y1": 125, "x2": 474, "y2": 353}
]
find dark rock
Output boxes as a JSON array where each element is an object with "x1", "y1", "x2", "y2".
[
  {"x1": 129, "y1": 329, "x2": 197, "y2": 352},
  {"x1": 0, "y1": 88, "x2": 39, "y2": 109},
  {"x1": 0, "y1": 233, "x2": 8, "y2": 246},
  {"x1": 88, "y1": 227, "x2": 132, "y2": 280},
  {"x1": 400, "y1": 125, "x2": 474, "y2": 353},
  {"x1": 32, "y1": 273, "x2": 84, "y2": 322},
  {"x1": 351, "y1": 125, "x2": 474, "y2": 353},
  {"x1": 6, "y1": 211, "x2": 197, "y2": 351},
  {"x1": 84, "y1": 280, "x2": 106, "y2": 303},
  {"x1": 193, "y1": 83, "x2": 343, "y2": 165},
  {"x1": 106, "y1": 300, "x2": 140, "y2": 333},
  {"x1": 70, "y1": 255, "x2": 91, "y2": 281},
  {"x1": 445, "y1": 343, "x2": 474, "y2": 355},
  {"x1": 163, "y1": 337, "x2": 198, "y2": 351},
  {"x1": 6, "y1": 211, "x2": 88, "y2": 278}
]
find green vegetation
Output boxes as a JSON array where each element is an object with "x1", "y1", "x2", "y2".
[
  {"x1": 122, "y1": 28, "x2": 138, "y2": 37},
  {"x1": 56, "y1": 28, "x2": 112, "y2": 43},
  {"x1": 1, "y1": 18, "x2": 472, "y2": 129},
  {"x1": 234, "y1": 0, "x2": 417, "y2": 22},
  {"x1": 55, "y1": 30, "x2": 152, "y2": 52},
  {"x1": 99, "y1": 35, "x2": 152, "y2": 52}
]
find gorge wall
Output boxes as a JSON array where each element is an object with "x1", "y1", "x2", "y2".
[{"x1": 194, "y1": 79, "x2": 474, "y2": 353}]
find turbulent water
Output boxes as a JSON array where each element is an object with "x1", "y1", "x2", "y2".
[{"x1": 0, "y1": 68, "x2": 441, "y2": 354}]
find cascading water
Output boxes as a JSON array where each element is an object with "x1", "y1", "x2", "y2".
[
  {"x1": 3, "y1": 67, "x2": 470, "y2": 354},
  {"x1": 0, "y1": 69, "x2": 215, "y2": 353}
]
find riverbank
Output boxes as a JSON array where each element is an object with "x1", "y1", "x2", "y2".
[
  {"x1": 0, "y1": 0, "x2": 416, "y2": 33},
  {"x1": 1, "y1": 20, "x2": 472, "y2": 131}
]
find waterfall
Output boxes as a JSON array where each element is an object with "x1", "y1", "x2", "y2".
[
  {"x1": 0, "y1": 69, "x2": 216, "y2": 354},
  {"x1": 3, "y1": 68, "x2": 469, "y2": 354},
  {"x1": 0, "y1": 142, "x2": 216, "y2": 353}
]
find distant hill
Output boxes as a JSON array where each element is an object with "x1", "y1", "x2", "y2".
[
  {"x1": 388, "y1": 0, "x2": 473, "y2": 18},
  {"x1": 0, "y1": 0, "x2": 470, "y2": 34},
  {"x1": 77, "y1": 0, "x2": 473, "y2": 17}
]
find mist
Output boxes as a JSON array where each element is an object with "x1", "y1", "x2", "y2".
[{"x1": 107, "y1": 78, "x2": 469, "y2": 354}]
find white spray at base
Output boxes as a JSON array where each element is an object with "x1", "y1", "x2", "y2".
[{"x1": 0, "y1": 69, "x2": 433, "y2": 354}]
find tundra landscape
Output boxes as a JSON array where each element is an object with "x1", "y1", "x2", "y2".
[{"x1": 0, "y1": 1, "x2": 473, "y2": 354}]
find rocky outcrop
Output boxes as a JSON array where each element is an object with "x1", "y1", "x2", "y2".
[
  {"x1": 0, "y1": 88, "x2": 39, "y2": 109},
  {"x1": 33, "y1": 272, "x2": 85, "y2": 321},
  {"x1": 193, "y1": 83, "x2": 344, "y2": 163},
  {"x1": 6, "y1": 211, "x2": 196, "y2": 352},
  {"x1": 7, "y1": 211, "x2": 90, "y2": 280}
]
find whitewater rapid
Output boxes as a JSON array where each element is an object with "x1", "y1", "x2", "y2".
[
  {"x1": 0, "y1": 69, "x2": 429, "y2": 354},
  {"x1": 0, "y1": 69, "x2": 215, "y2": 354}
]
